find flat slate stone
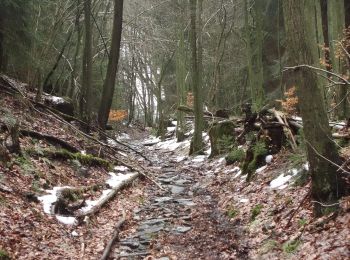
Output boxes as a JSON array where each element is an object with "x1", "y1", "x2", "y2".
[
  {"x1": 172, "y1": 226, "x2": 192, "y2": 233},
  {"x1": 169, "y1": 185, "x2": 185, "y2": 194},
  {"x1": 175, "y1": 199, "x2": 196, "y2": 206}
]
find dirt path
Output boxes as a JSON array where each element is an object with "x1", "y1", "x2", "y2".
[{"x1": 111, "y1": 140, "x2": 248, "y2": 259}]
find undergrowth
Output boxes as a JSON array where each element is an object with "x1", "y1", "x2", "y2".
[
  {"x1": 250, "y1": 204, "x2": 263, "y2": 221},
  {"x1": 283, "y1": 239, "x2": 301, "y2": 254}
]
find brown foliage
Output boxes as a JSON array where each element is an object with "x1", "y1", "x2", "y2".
[
  {"x1": 279, "y1": 86, "x2": 299, "y2": 115},
  {"x1": 108, "y1": 110, "x2": 128, "y2": 122}
]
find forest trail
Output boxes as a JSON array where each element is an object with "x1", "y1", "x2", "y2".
[{"x1": 112, "y1": 136, "x2": 248, "y2": 259}]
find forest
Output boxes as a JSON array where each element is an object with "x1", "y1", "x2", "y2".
[{"x1": 0, "y1": 0, "x2": 349, "y2": 259}]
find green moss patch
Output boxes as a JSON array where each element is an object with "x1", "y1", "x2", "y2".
[{"x1": 26, "y1": 148, "x2": 111, "y2": 168}]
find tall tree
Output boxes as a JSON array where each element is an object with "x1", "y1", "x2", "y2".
[
  {"x1": 327, "y1": 0, "x2": 347, "y2": 118},
  {"x1": 244, "y1": 0, "x2": 265, "y2": 112},
  {"x1": 97, "y1": 0, "x2": 124, "y2": 130},
  {"x1": 81, "y1": 0, "x2": 93, "y2": 124},
  {"x1": 189, "y1": 0, "x2": 204, "y2": 155},
  {"x1": 176, "y1": 28, "x2": 187, "y2": 142},
  {"x1": 283, "y1": 0, "x2": 346, "y2": 216}
]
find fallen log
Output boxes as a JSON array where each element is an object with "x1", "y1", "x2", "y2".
[
  {"x1": 100, "y1": 211, "x2": 126, "y2": 260},
  {"x1": 178, "y1": 105, "x2": 216, "y2": 117},
  {"x1": 75, "y1": 172, "x2": 139, "y2": 218},
  {"x1": 26, "y1": 148, "x2": 111, "y2": 168},
  {"x1": 20, "y1": 130, "x2": 80, "y2": 153}
]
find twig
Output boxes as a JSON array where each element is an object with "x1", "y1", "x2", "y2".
[
  {"x1": 283, "y1": 65, "x2": 350, "y2": 85},
  {"x1": 311, "y1": 200, "x2": 340, "y2": 208},
  {"x1": 100, "y1": 211, "x2": 126, "y2": 260},
  {"x1": 305, "y1": 140, "x2": 350, "y2": 175}
]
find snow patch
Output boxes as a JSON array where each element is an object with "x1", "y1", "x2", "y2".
[
  {"x1": 106, "y1": 172, "x2": 136, "y2": 188},
  {"x1": 192, "y1": 155, "x2": 207, "y2": 163},
  {"x1": 118, "y1": 133, "x2": 130, "y2": 140},
  {"x1": 51, "y1": 96, "x2": 65, "y2": 104},
  {"x1": 114, "y1": 166, "x2": 129, "y2": 172},
  {"x1": 175, "y1": 156, "x2": 186, "y2": 162},
  {"x1": 56, "y1": 215, "x2": 76, "y2": 225},
  {"x1": 107, "y1": 138, "x2": 117, "y2": 146},
  {"x1": 167, "y1": 127, "x2": 176, "y2": 132},
  {"x1": 270, "y1": 174, "x2": 293, "y2": 189},
  {"x1": 240, "y1": 198, "x2": 249, "y2": 203},
  {"x1": 233, "y1": 170, "x2": 242, "y2": 179},
  {"x1": 81, "y1": 189, "x2": 112, "y2": 213},
  {"x1": 38, "y1": 186, "x2": 71, "y2": 214},
  {"x1": 156, "y1": 138, "x2": 191, "y2": 152},
  {"x1": 256, "y1": 165, "x2": 267, "y2": 174}
]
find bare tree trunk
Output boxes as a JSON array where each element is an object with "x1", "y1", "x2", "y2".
[
  {"x1": 66, "y1": 0, "x2": 82, "y2": 100},
  {"x1": 81, "y1": 0, "x2": 93, "y2": 125},
  {"x1": 327, "y1": 0, "x2": 347, "y2": 118},
  {"x1": 283, "y1": 0, "x2": 346, "y2": 217},
  {"x1": 97, "y1": 0, "x2": 124, "y2": 130},
  {"x1": 189, "y1": 0, "x2": 204, "y2": 155},
  {"x1": 0, "y1": 16, "x2": 4, "y2": 72}
]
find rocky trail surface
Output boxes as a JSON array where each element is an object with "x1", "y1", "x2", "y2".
[{"x1": 112, "y1": 138, "x2": 247, "y2": 260}]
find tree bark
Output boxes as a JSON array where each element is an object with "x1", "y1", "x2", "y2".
[
  {"x1": 283, "y1": 0, "x2": 346, "y2": 216},
  {"x1": 189, "y1": 0, "x2": 204, "y2": 155},
  {"x1": 0, "y1": 16, "x2": 4, "y2": 72},
  {"x1": 327, "y1": 0, "x2": 347, "y2": 119},
  {"x1": 97, "y1": 0, "x2": 124, "y2": 130},
  {"x1": 81, "y1": 0, "x2": 93, "y2": 125}
]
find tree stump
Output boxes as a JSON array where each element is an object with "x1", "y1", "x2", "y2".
[{"x1": 208, "y1": 120, "x2": 236, "y2": 158}]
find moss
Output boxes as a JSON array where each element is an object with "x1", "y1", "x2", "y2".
[
  {"x1": 60, "y1": 188, "x2": 83, "y2": 202},
  {"x1": 259, "y1": 239, "x2": 279, "y2": 254},
  {"x1": 227, "y1": 205, "x2": 238, "y2": 219},
  {"x1": 0, "y1": 249, "x2": 10, "y2": 260},
  {"x1": 208, "y1": 120, "x2": 236, "y2": 157},
  {"x1": 225, "y1": 148, "x2": 245, "y2": 165},
  {"x1": 26, "y1": 148, "x2": 111, "y2": 169},
  {"x1": 283, "y1": 239, "x2": 301, "y2": 254},
  {"x1": 250, "y1": 204, "x2": 263, "y2": 221},
  {"x1": 298, "y1": 218, "x2": 307, "y2": 227},
  {"x1": 245, "y1": 140, "x2": 268, "y2": 181},
  {"x1": 14, "y1": 152, "x2": 35, "y2": 175}
]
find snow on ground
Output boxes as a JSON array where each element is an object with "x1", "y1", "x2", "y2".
[
  {"x1": 81, "y1": 189, "x2": 112, "y2": 213},
  {"x1": 167, "y1": 127, "x2": 176, "y2": 132},
  {"x1": 256, "y1": 165, "x2": 267, "y2": 174},
  {"x1": 270, "y1": 174, "x2": 293, "y2": 189},
  {"x1": 38, "y1": 186, "x2": 71, "y2": 214},
  {"x1": 38, "y1": 171, "x2": 137, "y2": 225},
  {"x1": 175, "y1": 156, "x2": 186, "y2": 162},
  {"x1": 50, "y1": 96, "x2": 65, "y2": 104},
  {"x1": 55, "y1": 215, "x2": 77, "y2": 225},
  {"x1": 118, "y1": 133, "x2": 131, "y2": 140},
  {"x1": 269, "y1": 164, "x2": 309, "y2": 190},
  {"x1": 192, "y1": 155, "x2": 207, "y2": 163},
  {"x1": 156, "y1": 138, "x2": 191, "y2": 152},
  {"x1": 143, "y1": 136, "x2": 161, "y2": 146},
  {"x1": 114, "y1": 165, "x2": 130, "y2": 172},
  {"x1": 106, "y1": 172, "x2": 137, "y2": 187}
]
